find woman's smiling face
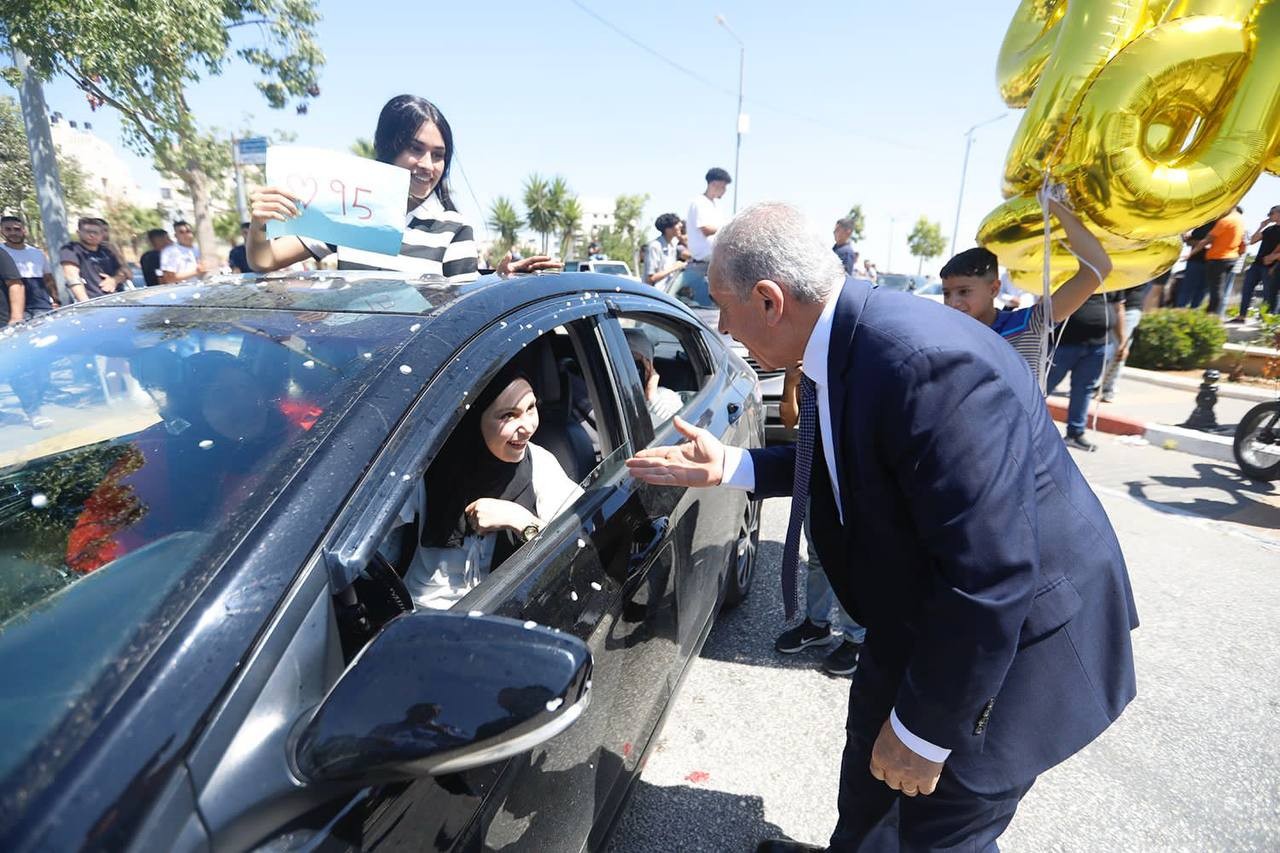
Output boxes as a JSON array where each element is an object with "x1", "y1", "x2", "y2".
[
  {"x1": 480, "y1": 377, "x2": 539, "y2": 463},
  {"x1": 393, "y1": 120, "x2": 447, "y2": 201}
]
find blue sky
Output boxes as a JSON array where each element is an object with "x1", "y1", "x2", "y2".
[{"x1": 8, "y1": 0, "x2": 1278, "y2": 273}]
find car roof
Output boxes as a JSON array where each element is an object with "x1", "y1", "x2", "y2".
[{"x1": 81, "y1": 270, "x2": 668, "y2": 317}]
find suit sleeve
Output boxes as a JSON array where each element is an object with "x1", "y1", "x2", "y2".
[
  {"x1": 746, "y1": 444, "x2": 796, "y2": 499},
  {"x1": 882, "y1": 347, "x2": 1040, "y2": 754}
]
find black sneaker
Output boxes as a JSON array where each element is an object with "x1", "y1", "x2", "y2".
[
  {"x1": 822, "y1": 640, "x2": 862, "y2": 676},
  {"x1": 774, "y1": 619, "x2": 833, "y2": 654},
  {"x1": 1065, "y1": 432, "x2": 1097, "y2": 452}
]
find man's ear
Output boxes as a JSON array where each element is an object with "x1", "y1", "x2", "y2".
[{"x1": 755, "y1": 279, "x2": 786, "y2": 326}]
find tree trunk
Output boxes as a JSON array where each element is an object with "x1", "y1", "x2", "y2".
[
  {"x1": 917, "y1": 256, "x2": 923, "y2": 275},
  {"x1": 179, "y1": 161, "x2": 218, "y2": 265}
]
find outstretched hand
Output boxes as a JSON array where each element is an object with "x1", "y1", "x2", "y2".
[
  {"x1": 497, "y1": 253, "x2": 564, "y2": 276},
  {"x1": 625, "y1": 416, "x2": 726, "y2": 488}
]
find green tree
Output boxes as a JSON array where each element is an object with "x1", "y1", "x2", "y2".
[
  {"x1": 597, "y1": 192, "x2": 649, "y2": 267},
  {"x1": 557, "y1": 196, "x2": 582, "y2": 259},
  {"x1": 350, "y1": 137, "x2": 376, "y2": 159},
  {"x1": 522, "y1": 173, "x2": 555, "y2": 254},
  {"x1": 213, "y1": 207, "x2": 242, "y2": 244},
  {"x1": 3, "y1": 0, "x2": 325, "y2": 259},
  {"x1": 844, "y1": 204, "x2": 866, "y2": 243},
  {"x1": 487, "y1": 196, "x2": 523, "y2": 256},
  {"x1": 103, "y1": 199, "x2": 165, "y2": 255},
  {"x1": 0, "y1": 97, "x2": 94, "y2": 246},
  {"x1": 907, "y1": 216, "x2": 946, "y2": 275}
]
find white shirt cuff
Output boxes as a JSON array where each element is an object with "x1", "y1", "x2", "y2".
[
  {"x1": 889, "y1": 708, "x2": 952, "y2": 763},
  {"x1": 719, "y1": 446, "x2": 756, "y2": 491}
]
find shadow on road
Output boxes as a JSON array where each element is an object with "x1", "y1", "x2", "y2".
[
  {"x1": 697, "y1": 540, "x2": 857, "y2": 673},
  {"x1": 607, "y1": 781, "x2": 790, "y2": 852},
  {"x1": 1124, "y1": 461, "x2": 1280, "y2": 533}
]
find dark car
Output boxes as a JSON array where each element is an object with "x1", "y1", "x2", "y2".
[
  {"x1": 660, "y1": 269, "x2": 793, "y2": 443},
  {"x1": 0, "y1": 271, "x2": 763, "y2": 851}
]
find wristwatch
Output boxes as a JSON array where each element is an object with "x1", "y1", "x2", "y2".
[{"x1": 521, "y1": 522, "x2": 541, "y2": 542}]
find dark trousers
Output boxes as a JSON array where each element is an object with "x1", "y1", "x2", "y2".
[
  {"x1": 1239, "y1": 263, "x2": 1279, "y2": 317},
  {"x1": 1204, "y1": 258, "x2": 1235, "y2": 316},
  {"x1": 1174, "y1": 260, "x2": 1206, "y2": 307},
  {"x1": 829, "y1": 645, "x2": 1034, "y2": 852}
]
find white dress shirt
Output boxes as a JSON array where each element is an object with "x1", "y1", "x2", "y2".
[{"x1": 720, "y1": 288, "x2": 952, "y2": 763}]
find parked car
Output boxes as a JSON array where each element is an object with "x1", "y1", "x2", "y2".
[
  {"x1": 659, "y1": 269, "x2": 794, "y2": 443},
  {"x1": 562, "y1": 259, "x2": 637, "y2": 279},
  {"x1": 874, "y1": 272, "x2": 929, "y2": 293},
  {"x1": 0, "y1": 271, "x2": 763, "y2": 851}
]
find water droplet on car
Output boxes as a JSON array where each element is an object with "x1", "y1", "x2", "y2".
[
  {"x1": 31, "y1": 334, "x2": 57, "y2": 348},
  {"x1": 164, "y1": 319, "x2": 171, "y2": 325},
  {"x1": 570, "y1": 590, "x2": 579, "y2": 601},
  {"x1": 577, "y1": 538, "x2": 586, "y2": 549},
  {"x1": 106, "y1": 371, "x2": 118, "y2": 379},
  {"x1": 302, "y1": 360, "x2": 315, "y2": 369},
  {"x1": 401, "y1": 474, "x2": 411, "y2": 481},
  {"x1": 198, "y1": 439, "x2": 214, "y2": 449},
  {"x1": 362, "y1": 352, "x2": 372, "y2": 358},
  {"x1": 117, "y1": 317, "x2": 127, "y2": 323},
  {"x1": 410, "y1": 323, "x2": 421, "y2": 332},
  {"x1": 545, "y1": 697, "x2": 564, "y2": 712},
  {"x1": 590, "y1": 581, "x2": 602, "y2": 591},
  {"x1": 399, "y1": 364, "x2": 412, "y2": 374},
  {"x1": 499, "y1": 321, "x2": 508, "y2": 329},
  {"x1": 524, "y1": 620, "x2": 537, "y2": 629},
  {"x1": 30, "y1": 493, "x2": 48, "y2": 509},
  {"x1": 615, "y1": 286, "x2": 621, "y2": 292},
  {"x1": 468, "y1": 610, "x2": 483, "y2": 617}
]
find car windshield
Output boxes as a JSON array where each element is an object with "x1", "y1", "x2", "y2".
[
  {"x1": 918, "y1": 281, "x2": 943, "y2": 296},
  {"x1": 591, "y1": 263, "x2": 629, "y2": 276},
  {"x1": 0, "y1": 305, "x2": 418, "y2": 782},
  {"x1": 877, "y1": 273, "x2": 914, "y2": 292},
  {"x1": 665, "y1": 271, "x2": 716, "y2": 309}
]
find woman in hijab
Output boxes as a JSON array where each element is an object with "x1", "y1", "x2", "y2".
[{"x1": 407, "y1": 360, "x2": 582, "y2": 608}]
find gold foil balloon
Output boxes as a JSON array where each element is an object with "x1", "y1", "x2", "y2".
[
  {"x1": 979, "y1": 195, "x2": 1183, "y2": 292},
  {"x1": 981, "y1": 0, "x2": 1280, "y2": 291}
]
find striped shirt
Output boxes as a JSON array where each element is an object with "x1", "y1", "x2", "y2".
[
  {"x1": 304, "y1": 193, "x2": 479, "y2": 282},
  {"x1": 990, "y1": 302, "x2": 1047, "y2": 385}
]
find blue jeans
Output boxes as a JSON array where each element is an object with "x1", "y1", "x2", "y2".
[
  {"x1": 1175, "y1": 260, "x2": 1206, "y2": 308},
  {"x1": 1239, "y1": 264, "x2": 1279, "y2": 317},
  {"x1": 1101, "y1": 308, "x2": 1142, "y2": 395},
  {"x1": 804, "y1": 507, "x2": 866, "y2": 643},
  {"x1": 1046, "y1": 342, "x2": 1107, "y2": 436}
]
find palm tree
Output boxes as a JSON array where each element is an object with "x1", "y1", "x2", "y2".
[
  {"x1": 488, "y1": 196, "x2": 524, "y2": 255},
  {"x1": 523, "y1": 174, "x2": 555, "y2": 254},
  {"x1": 557, "y1": 197, "x2": 583, "y2": 259},
  {"x1": 350, "y1": 138, "x2": 377, "y2": 159}
]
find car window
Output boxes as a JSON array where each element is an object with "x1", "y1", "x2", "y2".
[
  {"x1": 366, "y1": 324, "x2": 623, "y2": 618},
  {"x1": 664, "y1": 270, "x2": 715, "y2": 309},
  {"x1": 617, "y1": 314, "x2": 711, "y2": 431},
  {"x1": 0, "y1": 306, "x2": 419, "y2": 781}
]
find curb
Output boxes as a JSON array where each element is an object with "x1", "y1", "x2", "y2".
[
  {"x1": 1141, "y1": 423, "x2": 1235, "y2": 464},
  {"x1": 1045, "y1": 399, "x2": 1145, "y2": 436},
  {"x1": 1124, "y1": 367, "x2": 1275, "y2": 403},
  {"x1": 1045, "y1": 399, "x2": 1236, "y2": 463}
]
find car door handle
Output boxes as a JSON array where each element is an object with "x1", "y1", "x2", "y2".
[
  {"x1": 727, "y1": 402, "x2": 741, "y2": 424},
  {"x1": 628, "y1": 516, "x2": 670, "y2": 580}
]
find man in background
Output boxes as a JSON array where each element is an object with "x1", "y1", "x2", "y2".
[
  {"x1": 160, "y1": 220, "x2": 206, "y2": 284},
  {"x1": 832, "y1": 218, "x2": 859, "y2": 276},
  {"x1": 139, "y1": 228, "x2": 170, "y2": 287},
  {"x1": 643, "y1": 213, "x2": 685, "y2": 289},
  {"x1": 60, "y1": 217, "x2": 126, "y2": 302},
  {"x1": 1189, "y1": 206, "x2": 1245, "y2": 316},
  {"x1": 1233, "y1": 205, "x2": 1280, "y2": 321},
  {"x1": 1, "y1": 215, "x2": 59, "y2": 317},
  {"x1": 684, "y1": 167, "x2": 732, "y2": 294},
  {"x1": 228, "y1": 222, "x2": 252, "y2": 273}
]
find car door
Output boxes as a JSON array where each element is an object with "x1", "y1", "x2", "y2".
[
  {"x1": 329, "y1": 307, "x2": 682, "y2": 851},
  {"x1": 600, "y1": 301, "x2": 755, "y2": 669}
]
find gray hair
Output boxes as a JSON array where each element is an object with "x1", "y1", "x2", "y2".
[{"x1": 711, "y1": 202, "x2": 844, "y2": 304}]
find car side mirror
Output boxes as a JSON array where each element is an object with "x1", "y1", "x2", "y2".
[{"x1": 293, "y1": 611, "x2": 591, "y2": 784}]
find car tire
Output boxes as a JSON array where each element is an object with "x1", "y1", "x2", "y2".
[{"x1": 721, "y1": 500, "x2": 760, "y2": 610}]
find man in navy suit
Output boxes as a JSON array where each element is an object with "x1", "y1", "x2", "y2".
[{"x1": 627, "y1": 203, "x2": 1138, "y2": 851}]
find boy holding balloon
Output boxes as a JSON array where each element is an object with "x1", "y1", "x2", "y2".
[{"x1": 938, "y1": 195, "x2": 1112, "y2": 387}]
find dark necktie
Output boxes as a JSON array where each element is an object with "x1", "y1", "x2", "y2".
[{"x1": 779, "y1": 373, "x2": 817, "y2": 623}]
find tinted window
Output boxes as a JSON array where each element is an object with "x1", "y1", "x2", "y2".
[
  {"x1": 0, "y1": 305, "x2": 418, "y2": 780},
  {"x1": 620, "y1": 315, "x2": 710, "y2": 430},
  {"x1": 664, "y1": 270, "x2": 714, "y2": 309}
]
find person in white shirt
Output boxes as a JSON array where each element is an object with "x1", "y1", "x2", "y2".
[
  {"x1": 0, "y1": 216, "x2": 60, "y2": 317},
  {"x1": 686, "y1": 167, "x2": 731, "y2": 264},
  {"x1": 160, "y1": 221, "x2": 204, "y2": 284},
  {"x1": 624, "y1": 328, "x2": 683, "y2": 425}
]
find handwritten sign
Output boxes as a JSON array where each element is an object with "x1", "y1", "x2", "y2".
[{"x1": 265, "y1": 146, "x2": 409, "y2": 257}]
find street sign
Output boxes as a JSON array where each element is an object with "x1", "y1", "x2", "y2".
[{"x1": 234, "y1": 137, "x2": 269, "y2": 165}]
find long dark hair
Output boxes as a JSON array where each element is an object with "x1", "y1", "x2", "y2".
[{"x1": 374, "y1": 94, "x2": 457, "y2": 211}]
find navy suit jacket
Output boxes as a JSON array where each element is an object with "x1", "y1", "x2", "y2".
[{"x1": 750, "y1": 278, "x2": 1138, "y2": 794}]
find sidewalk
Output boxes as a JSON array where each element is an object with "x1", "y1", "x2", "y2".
[{"x1": 1046, "y1": 371, "x2": 1267, "y2": 463}]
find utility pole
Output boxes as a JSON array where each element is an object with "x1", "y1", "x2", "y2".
[
  {"x1": 11, "y1": 47, "x2": 72, "y2": 304},
  {"x1": 949, "y1": 113, "x2": 1007, "y2": 259},
  {"x1": 716, "y1": 15, "x2": 745, "y2": 214}
]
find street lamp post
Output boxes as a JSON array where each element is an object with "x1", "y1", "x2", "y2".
[
  {"x1": 949, "y1": 112, "x2": 1007, "y2": 259},
  {"x1": 716, "y1": 15, "x2": 745, "y2": 214}
]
